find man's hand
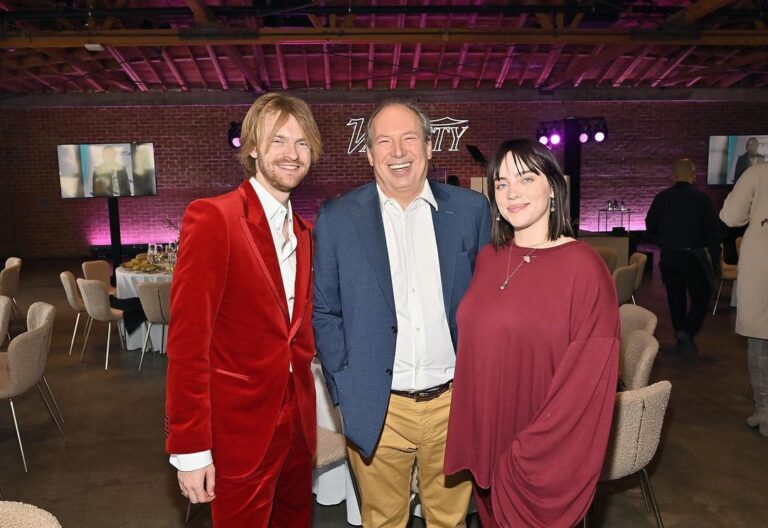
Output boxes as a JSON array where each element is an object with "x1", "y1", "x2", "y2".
[{"x1": 178, "y1": 463, "x2": 216, "y2": 504}]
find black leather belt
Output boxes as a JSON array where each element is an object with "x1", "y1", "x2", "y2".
[{"x1": 391, "y1": 380, "x2": 452, "y2": 402}]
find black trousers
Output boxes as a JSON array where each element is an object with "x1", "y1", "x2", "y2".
[{"x1": 659, "y1": 248, "x2": 712, "y2": 337}]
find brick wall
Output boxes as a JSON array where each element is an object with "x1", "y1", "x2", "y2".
[{"x1": 2, "y1": 99, "x2": 767, "y2": 257}]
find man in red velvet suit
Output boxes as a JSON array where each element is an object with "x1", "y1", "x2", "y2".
[{"x1": 165, "y1": 93, "x2": 322, "y2": 527}]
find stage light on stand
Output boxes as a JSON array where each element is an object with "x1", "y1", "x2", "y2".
[
  {"x1": 537, "y1": 128, "x2": 549, "y2": 145},
  {"x1": 228, "y1": 121, "x2": 242, "y2": 149},
  {"x1": 593, "y1": 120, "x2": 607, "y2": 142},
  {"x1": 549, "y1": 130, "x2": 562, "y2": 146}
]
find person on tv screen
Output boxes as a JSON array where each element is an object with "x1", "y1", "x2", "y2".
[
  {"x1": 92, "y1": 146, "x2": 132, "y2": 196},
  {"x1": 734, "y1": 137, "x2": 765, "y2": 184},
  {"x1": 132, "y1": 143, "x2": 156, "y2": 196}
]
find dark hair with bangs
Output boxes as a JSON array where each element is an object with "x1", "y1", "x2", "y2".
[{"x1": 487, "y1": 139, "x2": 574, "y2": 249}]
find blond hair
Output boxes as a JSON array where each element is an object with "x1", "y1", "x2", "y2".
[{"x1": 238, "y1": 93, "x2": 323, "y2": 179}]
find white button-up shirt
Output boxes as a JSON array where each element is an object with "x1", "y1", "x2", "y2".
[
  {"x1": 378, "y1": 182, "x2": 455, "y2": 392},
  {"x1": 170, "y1": 177, "x2": 297, "y2": 472}
]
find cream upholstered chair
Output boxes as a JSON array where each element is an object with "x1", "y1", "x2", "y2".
[
  {"x1": 628, "y1": 252, "x2": 648, "y2": 305},
  {"x1": 594, "y1": 246, "x2": 618, "y2": 273},
  {"x1": 82, "y1": 260, "x2": 116, "y2": 296},
  {"x1": 613, "y1": 263, "x2": 638, "y2": 306},
  {"x1": 713, "y1": 244, "x2": 738, "y2": 315},
  {"x1": 0, "y1": 310, "x2": 65, "y2": 473},
  {"x1": 0, "y1": 262, "x2": 22, "y2": 319},
  {"x1": 0, "y1": 296, "x2": 11, "y2": 346},
  {"x1": 620, "y1": 304, "x2": 658, "y2": 337},
  {"x1": 315, "y1": 426, "x2": 347, "y2": 469},
  {"x1": 5, "y1": 257, "x2": 21, "y2": 270},
  {"x1": 585, "y1": 381, "x2": 672, "y2": 528},
  {"x1": 60, "y1": 271, "x2": 89, "y2": 357},
  {"x1": 620, "y1": 330, "x2": 660, "y2": 390},
  {"x1": 26, "y1": 302, "x2": 65, "y2": 429},
  {"x1": 136, "y1": 281, "x2": 171, "y2": 371},
  {"x1": 77, "y1": 278, "x2": 124, "y2": 370},
  {"x1": 0, "y1": 501, "x2": 62, "y2": 527}
]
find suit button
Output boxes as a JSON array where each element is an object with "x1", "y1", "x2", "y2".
[
  {"x1": 391, "y1": 326, "x2": 398, "y2": 334},
  {"x1": 385, "y1": 369, "x2": 392, "y2": 376}
]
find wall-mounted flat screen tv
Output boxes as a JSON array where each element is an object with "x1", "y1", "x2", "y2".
[
  {"x1": 707, "y1": 135, "x2": 767, "y2": 185},
  {"x1": 57, "y1": 142, "x2": 157, "y2": 198}
]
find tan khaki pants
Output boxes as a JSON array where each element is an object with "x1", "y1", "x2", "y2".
[{"x1": 347, "y1": 387, "x2": 472, "y2": 528}]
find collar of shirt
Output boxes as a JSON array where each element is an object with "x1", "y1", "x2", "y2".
[
  {"x1": 249, "y1": 177, "x2": 294, "y2": 234},
  {"x1": 375, "y1": 180, "x2": 438, "y2": 213}
]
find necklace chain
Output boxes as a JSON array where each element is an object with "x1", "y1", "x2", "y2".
[{"x1": 499, "y1": 239, "x2": 547, "y2": 290}]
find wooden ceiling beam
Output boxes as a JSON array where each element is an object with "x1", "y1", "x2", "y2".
[
  {"x1": 651, "y1": 47, "x2": 696, "y2": 87},
  {"x1": 160, "y1": 49, "x2": 189, "y2": 91},
  {"x1": 719, "y1": 58, "x2": 768, "y2": 87},
  {"x1": 433, "y1": 13, "x2": 453, "y2": 89},
  {"x1": 222, "y1": 45, "x2": 263, "y2": 92},
  {"x1": 41, "y1": 49, "x2": 108, "y2": 92},
  {"x1": 535, "y1": 45, "x2": 562, "y2": 88},
  {"x1": 275, "y1": 44, "x2": 288, "y2": 89},
  {"x1": 686, "y1": 48, "x2": 739, "y2": 87},
  {"x1": 390, "y1": 4, "x2": 406, "y2": 90},
  {"x1": 612, "y1": 45, "x2": 653, "y2": 87},
  {"x1": 323, "y1": 43, "x2": 332, "y2": 90},
  {"x1": 666, "y1": 0, "x2": 738, "y2": 26},
  {"x1": 518, "y1": 44, "x2": 539, "y2": 87},
  {"x1": 8, "y1": 27, "x2": 768, "y2": 48},
  {"x1": 367, "y1": 1, "x2": 377, "y2": 90},
  {"x1": 663, "y1": 50, "x2": 768, "y2": 84},
  {"x1": 107, "y1": 47, "x2": 149, "y2": 91},
  {"x1": 409, "y1": 0, "x2": 430, "y2": 89},
  {"x1": 135, "y1": 47, "x2": 166, "y2": 91},
  {"x1": 206, "y1": 45, "x2": 229, "y2": 90},
  {"x1": 184, "y1": 0, "x2": 215, "y2": 25},
  {"x1": 543, "y1": 45, "x2": 631, "y2": 89},
  {"x1": 452, "y1": 3, "x2": 480, "y2": 89},
  {"x1": 183, "y1": 46, "x2": 207, "y2": 90}
]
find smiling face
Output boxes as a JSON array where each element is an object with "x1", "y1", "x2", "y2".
[
  {"x1": 366, "y1": 104, "x2": 432, "y2": 208},
  {"x1": 494, "y1": 153, "x2": 554, "y2": 243},
  {"x1": 249, "y1": 111, "x2": 311, "y2": 203}
]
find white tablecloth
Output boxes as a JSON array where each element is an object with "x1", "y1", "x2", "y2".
[
  {"x1": 115, "y1": 268, "x2": 172, "y2": 351},
  {"x1": 312, "y1": 358, "x2": 362, "y2": 525}
]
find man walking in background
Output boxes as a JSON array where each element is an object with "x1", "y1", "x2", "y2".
[{"x1": 646, "y1": 158, "x2": 720, "y2": 359}]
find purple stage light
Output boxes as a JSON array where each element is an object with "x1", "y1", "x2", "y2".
[
  {"x1": 538, "y1": 135, "x2": 549, "y2": 145},
  {"x1": 550, "y1": 133, "x2": 561, "y2": 145},
  {"x1": 231, "y1": 137, "x2": 241, "y2": 148},
  {"x1": 594, "y1": 131, "x2": 606, "y2": 142},
  {"x1": 579, "y1": 132, "x2": 589, "y2": 143}
]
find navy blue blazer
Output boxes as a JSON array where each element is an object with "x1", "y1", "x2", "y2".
[{"x1": 312, "y1": 181, "x2": 491, "y2": 457}]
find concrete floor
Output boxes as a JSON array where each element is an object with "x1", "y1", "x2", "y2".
[{"x1": 1, "y1": 255, "x2": 766, "y2": 527}]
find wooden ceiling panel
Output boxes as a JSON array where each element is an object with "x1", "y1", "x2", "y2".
[{"x1": 0, "y1": 0, "x2": 767, "y2": 94}]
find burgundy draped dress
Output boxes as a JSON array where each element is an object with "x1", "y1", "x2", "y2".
[{"x1": 444, "y1": 240, "x2": 620, "y2": 528}]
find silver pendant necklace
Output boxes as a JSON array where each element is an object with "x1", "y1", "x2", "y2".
[{"x1": 499, "y1": 239, "x2": 547, "y2": 290}]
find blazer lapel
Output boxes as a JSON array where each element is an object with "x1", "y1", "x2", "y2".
[
  {"x1": 237, "y1": 183, "x2": 290, "y2": 323},
  {"x1": 354, "y1": 185, "x2": 396, "y2": 318},
  {"x1": 430, "y1": 182, "x2": 459, "y2": 318},
  {"x1": 289, "y1": 214, "x2": 311, "y2": 339}
]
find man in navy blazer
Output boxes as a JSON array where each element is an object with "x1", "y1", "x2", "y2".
[{"x1": 313, "y1": 100, "x2": 490, "y2": 527}]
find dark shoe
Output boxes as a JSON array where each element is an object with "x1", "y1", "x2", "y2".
[{"x1": 675, "y1": 330, "x2": 699, "y2": 359}]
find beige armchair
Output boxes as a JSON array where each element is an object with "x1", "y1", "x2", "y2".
[
  {"x1": 81, "y1": 260, "x2": 116, "y2": 296},
  {"x1": 5, "y1": 257, "x2": 21, "y2": 269},
  {"x1": 26, "y1": 302, "x2": 64, "y2": 430},
  {"x1": 0, "y1": 501, "x2": 62, "y2": 527},
  {"x1": 60, "y1": 271, "x2": 89, "y2": 357},
  {"x1": 628, "y1": 252, "x2": 648, "y2": 305},
  {"x1": 620, "y1": 330, "x2": 660, "y2": 390},
  {"x1": 0, "y1": 262, "x2": 22, "y2": 319},
  {"x1": 585, "y1": 381, "x2": 672, "y2": 528},
  {"x1": 613, "y1": 263, "x2": 638, "y2": 306},
  {"x1": 619, "y1": 304, "x2": 658, "y2": 336},
  {"x1": 1, "y1": 296, "x2": 11, "y2": 346},
  {"x1": 77, "y1": 278, "x2": 124, "y2": 370},
  {"x1": 0, "y1": 309, "x2": 65, "y2": 473},
  {"x1": 136, "y1": 281, "x2": 171, "y2": 371},
  {"x1": 594, "y1": 246, "x2": 618, "y2": 273}
]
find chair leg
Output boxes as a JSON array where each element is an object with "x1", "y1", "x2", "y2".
[
  {"x1": 640, "y1": 468, "x2": 665, "y2": 528},
  {"x1": 80, "y1": 317, "x2": 94, "y2": 361},
  {"x1": 11, "y1": 297, "x2": 22, "y2": 320},
  {"x1": 37, "y1": 382, "x2": 64, "y2": 436},
  {"x1": 712, "y1": 280, "x2": 724, "y2": 315},
  {"x1": 9, "y1": 399, "x2": 28, "y2": 473},
  {"x1": 105, "y1": 321, "x2": 112, "y2": 370},
  {"x1": 117, "y1": 320, "x2": 126, "y2": 349},
  {"x1": 42, "y1": 376, "x2": 65, "y2": 426},
  {"x1": 139, "y1": 322, "x2": 153, "y2": 372},
  {"x1": 637, "y1": 469, "x2": 652, "y2": 513},
  {"x1": 68, "y1": 312, "x2": 82, "y2": 356},
  {"x1": 161, "y1": 324, "x2": 167, "y2": 355}
]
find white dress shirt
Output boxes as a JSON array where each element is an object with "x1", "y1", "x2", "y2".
[
  {"x1": 377, "y1": 182, "x2": 456, "y2": 392},
  {"x1": 170, "y1": 177, "x2": 297, "y2": 472}
]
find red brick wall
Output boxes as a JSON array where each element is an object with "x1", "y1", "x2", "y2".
[{"x1": 2, "y1": 99, "x2": 766, "y2": 257}]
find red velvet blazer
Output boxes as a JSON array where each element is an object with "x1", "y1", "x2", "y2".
[{"x1": 165, "y1": 181, "x2": 316, "y2": 479}]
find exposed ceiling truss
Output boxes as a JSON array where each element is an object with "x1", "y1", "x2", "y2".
[{"x1": 1, "y1": 0, "x2": 767, "y2": 95}]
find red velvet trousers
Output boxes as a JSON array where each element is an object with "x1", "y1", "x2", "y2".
[{"x1": 211, "y1": 377, "x2": 312, "y2": 528}]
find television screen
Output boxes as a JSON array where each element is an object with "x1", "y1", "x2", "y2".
[
  {"x1": 57, "y1": 142, "x2": 157, "y2": 198},
  {"x1": 707, "y1": 135, "x2": 767, "y2": 185}
]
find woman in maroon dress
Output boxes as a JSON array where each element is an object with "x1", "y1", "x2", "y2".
[{"x1": 444, "y1": 139, "x2": 620, "y2": 528}]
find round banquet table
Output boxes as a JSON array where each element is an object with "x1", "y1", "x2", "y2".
[{"x1": 115, "y1": 267, "x2": 172, "y2": 351}]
